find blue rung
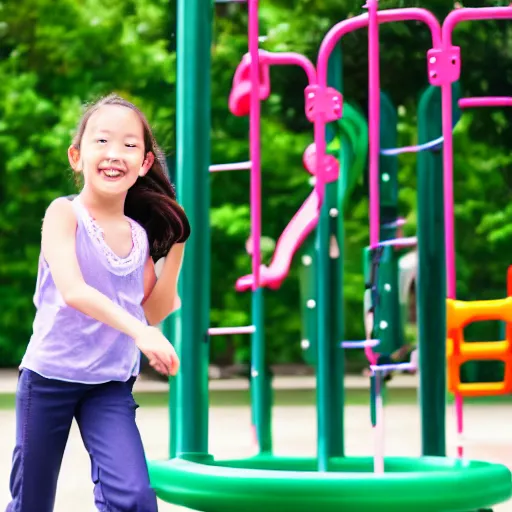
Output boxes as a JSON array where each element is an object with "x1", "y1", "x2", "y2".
[
  {"x1": 370, "y1": 362, "x2": 416, "y2": 373},
  {"x1": 375, "y1": 236, "x2": 417, "y2": 248},
  {"x1": 341, "y1": 339, "x2": 379, "y2": 349}
]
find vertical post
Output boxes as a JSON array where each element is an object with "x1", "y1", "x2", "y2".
[
  {"x1": 247, "y1": 0, "x2": 271, "y2": 454},
  {"x1": 327, "y1": 42, "x2": 345, "y2": 458},
  {"x1": 169, "y1": 0, "x2": 212, "y2": 458},
  {"x1": 316, "y1": 40, "x2": 347, "y2": 471},
  {"x1": 367, "y1": 0, "x2": 381, "y2": 249},
  {"x1": 416, "y1": 85, "x2": 449, "y2": 457},
  {"x1": 316, "y1": 172, "x2": 332, "y2": 472}
]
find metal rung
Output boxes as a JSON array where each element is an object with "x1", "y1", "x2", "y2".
[
  {"x1": 375, "y1": 236, "x2": 417, "y2": 249},
  {"x1": 341, "y1": 339, "x2": 379, "y2": 349},
  {"x1": 382, "y1": 218, "x2": 406, "y2": 229},
  {"x1": 208, "y1": 325, "x2": 256, "y2": 335},
  {"x1": 370, "y1": 362, "x2": 416, "y2": 373},
  {"x1": 209, "y1": 161, "x2": 252, "y2": 172}
]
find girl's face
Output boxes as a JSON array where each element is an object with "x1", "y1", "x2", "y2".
[{"x1": 68, "y1": 105, "x2": 154, "y2": 197}]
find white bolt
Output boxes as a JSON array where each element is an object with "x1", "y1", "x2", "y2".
[
  {"x1": 329, "y1": 208, "x2": 339, "y2": 217},
  {"x1": 302, "y1": 255, "x2": 313, "y2": 266},
  {"x1": 382, "y1": 173, "x2": 390, "y2": 182},
  {"x1": 301, "y1": 339, "x2": 310, "y2": 350},
  {"x1": 379, "y1": 320, "x2": 388, "y2": 329},
  {"x1": 384, "y1": 283, "x2": 391, "y2": 291},
  {"x1": 251, "y1": 369, "x2": 258, "y2": 377},
  {"x1": 429, "y1": 57, "x2": 436, "y2": 64},
  {"x1": 307, "y1": 299, "x2": 316, "y2": 309}
]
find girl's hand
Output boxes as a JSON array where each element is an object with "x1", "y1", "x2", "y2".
[{"x1": 135, "y1": 326, "x2": 180, "y2": 376}]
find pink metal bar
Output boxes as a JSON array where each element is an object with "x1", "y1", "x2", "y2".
[
  {"x1": 442, "y1": 7, "x2": 512, "y2": 300},
  {"x1": 443, "y1": 6, "x2": 512, "y2": 45},
  {"x1": 209, "y1": 161, "x2": 252, "y2": 172},
  {"x1": 208, "y1": 326, "x2": 256, "y2": 336},
  {"x1": 313, "y1": 8, "x2": 442, "y2": 243},
  {"x1": 248, "y1": 0, "x2": 261, "y2": 290},
  {"x1": 261, "y1": 51, "x2": 317, "y2": 85},
  {"x1": 459, "y1": 96, "x2": 512, "y2": 108},
  {"x1": 441, "y1": 5, "x2": 512, "y2": 460},
  {"x1": 317, "y1": 9, "x2": 442, "y2": 87},
  {"x1": 367, "y1": 0, "x2": 381, "y2": 249}
]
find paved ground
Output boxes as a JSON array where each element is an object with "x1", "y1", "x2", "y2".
[{"x1": 1, "y1": 396, "x2": 511, "y2": 511}]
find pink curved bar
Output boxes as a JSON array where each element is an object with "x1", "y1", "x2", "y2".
[
  {"x1": 313, "y1": 8, "x2": 442, "y2": 247},
  {"x1": 235, "y1": 189, "x2": 320, "y2": 292},
  {"x1": 260, "y1": 51, "x2": 317, "y2": 85},
  {"x1": 459, "y1": 96, "x2": 512, "y2": 108},
  {"x1": 442, "y1": 6, "x2": 512, "y2": 45},
  {"x1": 442, "y1": 6, "x2": 512, "y2": 303},
  {"x1": 440, "y1": 5, "x2": 512, "y2": 459}
]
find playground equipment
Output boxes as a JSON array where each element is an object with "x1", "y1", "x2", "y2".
[{"x1": 148, "y1": 1, "x2": 512, "y2": 511}]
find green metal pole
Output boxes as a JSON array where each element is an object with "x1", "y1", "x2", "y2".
[
  {"x1": 316, "y1": 42, "x2": 345, "y2": 470},
  {"x1": 327, "y1": 42, "x2": 345, "y2": 458},
  {"x1": 416, "y1": 84, "x2": 458, "y2": 457},
  {"x1": 316, "y1": 186, "x2": 333, "y2": 472},
  {"x1": 250, "y1": 287, "x2": 272, "y2": 453},
  {"x1": 168, "y1": 0, "x2": 212, "y2": 458}
]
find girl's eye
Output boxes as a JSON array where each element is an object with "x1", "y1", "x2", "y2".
[
  {"x1": 97, "y1": 139, "x2": 107, "y2": 144},
  {"x1": 126, "y1": 144, "x2": 136, "y2": 148}
]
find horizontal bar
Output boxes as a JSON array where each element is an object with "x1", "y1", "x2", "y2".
[
  {"x1": 382, "y1": 217, "x2": 406, "y2": 229},
  {"x1": 208, "y1": 325, "x2": 256, "y2": 335},
  {"x1": 341, "y1": 339, "x2": 380, "y2": 349},
  {"x1": 375, "y1": 236, "x2": 418, "y2": 249},
  {"x1": 209, "y1": 161, "x2": 252, "y2": 172},
  {"x1": 380, "y1": 136, "x2": 443, "y2": 156},
  {"x1": 370, "y1": 362, "x2": 417, "y2": 373},
  {"x1": 458, "y1": 97, "x2": 512, "y2": 109}
]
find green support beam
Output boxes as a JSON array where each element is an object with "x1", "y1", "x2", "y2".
[{"x1": 168, "y1": 0, "x2": 212, "y2": 458}]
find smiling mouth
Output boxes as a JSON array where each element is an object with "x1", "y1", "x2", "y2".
[{"x1": 100, "y1": 168, "x2": 125, "y2": 178}]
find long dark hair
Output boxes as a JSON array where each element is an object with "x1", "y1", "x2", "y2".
[{"x1": 71, "y1": 93, "x2": 190, "y2": 261}]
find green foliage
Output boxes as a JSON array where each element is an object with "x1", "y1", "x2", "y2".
[{"x1": 1, "y1": 0, "x2": 511, "y2": 367}]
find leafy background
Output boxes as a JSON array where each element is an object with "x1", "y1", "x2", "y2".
[{"x1": 0, "y1": 0, "x2": 511, "y2": 369}]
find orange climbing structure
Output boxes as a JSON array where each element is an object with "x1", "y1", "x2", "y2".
[{"x1": 446, "y1": 266, "x2": 512, "y2": 397}]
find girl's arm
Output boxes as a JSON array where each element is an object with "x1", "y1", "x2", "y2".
[
  {"x1": 42, "y1": 197, "x2": 149, "y2": 339},
  {"x1": 41, "y1": 198, "x2": 178, "y2": 375},
  {"x1": 142, "y1": 242, "x2": 185, "y2": 326}
]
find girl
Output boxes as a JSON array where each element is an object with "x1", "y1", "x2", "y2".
[{"x1": 6, "y1": 93, "x2": 190, "y2": 512}]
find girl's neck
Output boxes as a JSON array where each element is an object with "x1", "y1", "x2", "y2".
[{"x1": 78, "y1": 187, "x2": 127, "y2": 220}]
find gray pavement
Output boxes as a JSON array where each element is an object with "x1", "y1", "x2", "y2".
[{"x1": 1, "y1": 393, "x2": 511, "y2": 511}]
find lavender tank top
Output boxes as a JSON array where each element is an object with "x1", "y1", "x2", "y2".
[{"x1": 20, "y1": 195, "x2": 149, "y2": 384}]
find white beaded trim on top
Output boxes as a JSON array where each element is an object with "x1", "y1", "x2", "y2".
[{"x1": 73, "y1": 197, "x2": 148, "y2": 276}]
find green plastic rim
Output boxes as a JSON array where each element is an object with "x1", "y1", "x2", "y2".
[{"x1": 148, "y1": 455, "x2": 512, "y2": 512}]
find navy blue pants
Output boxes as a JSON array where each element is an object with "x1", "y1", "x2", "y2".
[{"x1": 5, "y1": 369, "x2": 158, "y2": 512}]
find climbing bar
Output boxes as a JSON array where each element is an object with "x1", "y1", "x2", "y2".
[
  {"x1": 209, "y1": 161, "x2": 252, "y2": 172},
  {"x1": 380, "y1": 136, "x2": 443, "y2": 156},
  {"x1": 374, "y1": 236, "x2": 417, "y2": 249},
  {"x1": 208, "y1": 326, "x2": 256, "y2": 335},
  {"x1": 446, "y1": 296, "x2": 512, "y2": 330},
  {"x1": 382, "y1": 217, "x2": 406, "y2": 229},
  {"x1": 459, "y1": 96, "x2": 512, "y2": 109},
  {"x1": 341, "y1": 339, "x2": 380, "y2": 349},
  {"x1": 370, "y1": 362, "x2": 417, "y2": 373}
]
